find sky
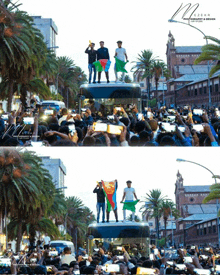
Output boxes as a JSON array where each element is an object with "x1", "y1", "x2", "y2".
[
  {"x1": 26, "y1": 147, "x2": 220, "y2": 221},
  {"x1": 17, "y1": 0, "x2": 220, "y2": 81}
]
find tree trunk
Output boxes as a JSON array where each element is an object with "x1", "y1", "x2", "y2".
[
  {"x1": 16, "y1": 218, "x2": 22, "y2": 252},
  {"x1": 7, "y1": 80, "x2": 14, "y2": 112}
]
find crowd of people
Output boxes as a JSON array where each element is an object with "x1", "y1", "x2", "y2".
[
  {"x1": 1, "y1": 243, "x2": 220, "y2": 274},
  {"x1": 0, "y1": 103, "x2": 220, "y2": 147}
]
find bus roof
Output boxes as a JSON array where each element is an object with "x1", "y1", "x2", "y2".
[
  {"x1": 80, "y1": 82, "x2": 140, "y2": 89},
  {"x1": 88, "y1": 221, "x2": 149, "y2": 228}
]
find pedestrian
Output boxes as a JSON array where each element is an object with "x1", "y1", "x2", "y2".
[
  {"x1": 97, "y1": 41, "x2": 110, "y2": 83},
  {"x1": 43, "y1": 233, "x2": 51, "y2": 250},
  {"x1": 93, "y1": 182, "x2": 106, "y2": 223},
  {"x1": 114, "y1": 40, "x2": 128, "y2": 82},
  {"x1": 85, "y1": 42, "x2": 97, "y2": 84},
  {"x1": 121, "y1": 180, "x2": 139, "y2": 222}
]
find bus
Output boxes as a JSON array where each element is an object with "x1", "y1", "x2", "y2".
[
  {"x1": 87, "y1": 221, "x2": 150, "y2": 257},
  {"x1": 79, "y1": 82, "x2": 142, "y2": 115},
  {"x1": 41, "y1": 100, "x2": 66, "y2": 112}
]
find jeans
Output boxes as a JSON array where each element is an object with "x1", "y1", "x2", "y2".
[
  {"x1": 88, "y1": 64, "x2": 96, "y2": 83},
  {"x1": 97, "y1": 202, "x2": 105, "y2": 222},
  {"x1": 114, "y1": 63, "x2": 125, "y2": 81}
]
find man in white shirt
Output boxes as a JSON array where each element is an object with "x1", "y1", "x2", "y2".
[
  {"x1": 43, "y1": 233, "x2": 51, "y2": 249},
  {"x1": 114, "y1": 41, "x2": 128, "y2": 82},
  {"x1": 58, "y1": 108, "x2": 74, "y2": 126},
  {"x1": 121, "y1": 180, "x2": 138, "y2": 222},
  {"x1": 60, "y1": 247, "x2": 76, "y2": 266}
]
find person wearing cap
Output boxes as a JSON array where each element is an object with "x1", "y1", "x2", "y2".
[
  {"x1": 93, "y1": 181, "x2": 106, "y2": 223},
  {"x1": 85, "y1": 43, "x2": 97, "y2": 84},
  {"x1": 97, "y1": 41, "x2": 110, "y2": 83},
  {"x1": 121, "y1": 180, "x2": 138, "y2": 222},
  {"x1": 114, "y1": 41, "x2": 128, "y2": 82}
]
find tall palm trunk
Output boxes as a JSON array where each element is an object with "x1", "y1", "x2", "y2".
[
  {"x1": 16, "y1": 216, "x2": 22, "y2": 252},
  {"x1": 7, "y1": 79, "x2": 14, "y2": 112}
]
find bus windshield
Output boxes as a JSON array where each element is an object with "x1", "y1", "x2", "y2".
[
  {"x1": 87, "y1": 222, "x2": 150, "y2": 257},
  {"x1": 80, "y1": 83, "x2": 142, "y2": 115}
]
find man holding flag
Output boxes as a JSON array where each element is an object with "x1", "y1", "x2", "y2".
[
  {"x1": 114, "y1": 41, "x2": 128, "y2": 83},
  {"x1": 121, "y1": 180, "x2": 139, "y2": 222}
]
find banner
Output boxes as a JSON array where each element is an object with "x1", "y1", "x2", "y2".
[
  {"x1": 122, "y1": 200, "x2": 139, "y2": 212},
  {"x1": 93, "y1": 59, "x2": 111, "y2": 72},
  {"x1": 115, "y1": 57, "x2": 128, "y2": 73},
  {"x1": 101, "y1": 180, "x2": 117, "y2": 211}
]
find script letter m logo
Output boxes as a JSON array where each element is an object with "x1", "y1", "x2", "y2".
[{"x1": 171, "y1": 3, "x2": 200, "y2": 24}]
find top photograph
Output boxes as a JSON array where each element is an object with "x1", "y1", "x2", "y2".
[{"x1": 0, "y1": 0, "x2": 219, "y2": 147}]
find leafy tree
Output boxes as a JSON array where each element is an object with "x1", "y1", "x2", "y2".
[{"x1": 194, "y1": 36, "x2": 220, "y2": 77}]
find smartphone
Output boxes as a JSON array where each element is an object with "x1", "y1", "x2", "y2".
[
  {"x1": 147, "y1": 112, "x2": 152, "y2": 118},
  {"x1": 161, "y1": 123, "x2": 176, "y2": 132},
  {"x1": 118, "y1": 256, "x2": 124, "y2": 260},
  {"x1": 108, "y1": 125, "x2": 123, "y2": 135},
  {"x1": 204, "y1": 247, "x2": 210, "y2": 251},
  {"x1": 178, "y1": 126, "x2": 186, "y2": 132},
  {"x1": 81, "y1": 108, "x2": 87, "y2": 112},
  {"x1": 68, "y1": 124, "x2": 76, "y2": 136},
  {"x1": 115, "y1": 107, "x2": 121, "y2": 111},
  {"x1": 93, "y1": 122, "x2": 108, "y2": 132},
  {"x1": 116, "y1": 246, "x2": 123, "y2": 251},
  {"x1": 1, "y1": 114, "x2": 8, "y2": 120},
  {"x1": 149, "y1": 253, "x2": 154, "y2": 260},
  {"x1": 167, "y1": 115, "x2": 176, "y2": 122},
  {"x1": 194, "y1": 268, "x2": 211, "y2": 275},
  {"x1": 104, "y1": 264, "x2": 120, "y2": 272},
  {"x1": 184, "y1": 257, "x2": 192, "y2": 263},
  {"x1": 138, "y1": 113, "x2": 144, "y2": 120},
  {"x1": 191, "y1": 246, "x2": 195, "y2": 249},
  {"x1": 49, "y1": 251, "x2": 58, "y2": 256},
  {"x1": 44, "y1": 110, "x2": 54, "y2": 115},
  {"x1": 175, "y1": 264, "x2": 186, "y2": 270},
  {"x1": 193, "y1": 109, "x2": 203, "y2": 116},
  {"x1": 107, "y1": 115, "x2": 115, "y2": 120},
  {"x1": 136, "y1": 267, "x2": 156, "y2": 274},
  {"x1": 23, "y1": 117, "x2": 34, "y2": 125},
  {"x1": 192, "y1": 124, "x2": 204, "y2": 132},
  {"x1": 154, "y1": 248, "x2": 159, "y2": 255},
  {"x1": 46, "y1": 266, "x2": 53, "y2": 272}
]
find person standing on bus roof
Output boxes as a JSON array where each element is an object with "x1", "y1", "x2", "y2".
[
  {"x1": 93, "y1": 182, "x2": 106, "y2": 223},
  {"x1": 97, "y1": 41, "x2": 110, "y2": 83},
  {"x1": 114, "y1": 41, "x2": 128, "y2": 83},
  {"x1": 121, "y1": 180, "x2": 139, "y2": 222},
  {"x1": 85, "y1": 42, "x2": 97, "y2": 84}
]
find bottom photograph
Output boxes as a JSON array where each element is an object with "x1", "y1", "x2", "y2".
[{"x1": 0, "y1": 147, "x2": 219, "y2": 275}]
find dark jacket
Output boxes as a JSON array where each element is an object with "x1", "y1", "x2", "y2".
[
  {"x1": 97, "y1": 47, "x2": 109, "y2": 60},
  {"x1": 93, "y1": 187, "x2": 105, "y2": 203},
  {"x1": 85, "y1": 48, "x2": 97, "y2": 64}
]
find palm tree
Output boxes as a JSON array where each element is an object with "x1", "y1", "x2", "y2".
[
  {"x1": 194, "y1": 36, "x2": 220, "y2": 76},
  {"x1": 159, "y1": 200, "x2": 179, "y2": 245},
  {"x1": 0, "y1": 148, "x2": 55, "y2": 251},
  {"x1": 0, "y1": 2, "x2": 37, "y2": 111},
  {"x1": 131, "y1": 50, "x2": 158, "y2": 104},
  {"x1": 65, "y1": 197, "x2": 95, "y2": 250},
  {"x1": 151, "y1": 61, "x2": 170, "y2": 105},
  {"x1": 140, "y1": 189, "x2": 166, "y2": 241}
]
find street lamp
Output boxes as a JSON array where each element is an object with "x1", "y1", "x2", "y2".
[
  {"x1": 168, "y1": 19, "x2": 212, "y2": 107},
  {"x1": 176, "y1": 158, "x2": 220, "y2": 246}
]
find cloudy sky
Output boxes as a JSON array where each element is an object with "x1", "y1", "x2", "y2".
[
  {"x1": 18, "y1": 0, "x2": 219, "y2": 81},
  {"x1": 26, "y1": 147, "x2": 220, "y2": 221}
]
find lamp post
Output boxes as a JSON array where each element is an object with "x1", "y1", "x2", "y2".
[
  {"x1": 168, "y1": 19, "x2": 212, "y2": 107},
  {"x1": 158, "y1": 64, "x2": 165, "y2": 106},
  {"x1": 176, "y1": 158, "x2": 219, "y2": 246}
]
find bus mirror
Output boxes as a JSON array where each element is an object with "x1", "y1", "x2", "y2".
[{"x1": 88, "y1": 235, "x2": 94, "y2": 240}]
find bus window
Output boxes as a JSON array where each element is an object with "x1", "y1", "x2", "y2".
[
  {"x1": 87, "y1": 222, "x2": 150, "y2": 257},
  {"x1": 79, "y1": 83, "x2": 142, "y2": 115}
]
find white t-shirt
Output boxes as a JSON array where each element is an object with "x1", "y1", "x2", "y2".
[
  {"x1": 115, "y1": 47, "x2": 127, "y2": 62},
  {"x1": 58, "y1": 115, "x2": 74, "y2": 126},
  {"x1": 61, "y1": 254, "x2": 76, "y2": 265},
  {"x1": 124, "y1": 187, "x2": 135, "y2": 201},
  {"x1": 44, "y1": 236, "x2": 51, "y2": 245}
]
